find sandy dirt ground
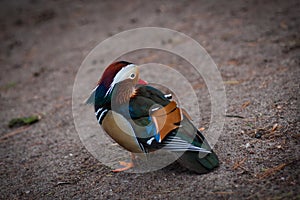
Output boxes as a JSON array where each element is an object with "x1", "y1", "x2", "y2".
[{"x1": 0, "y1": 0, "x2": 299, "y2": 199}]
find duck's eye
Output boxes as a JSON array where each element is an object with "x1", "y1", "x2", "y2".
[{"x1": 130, "y1": 73, "x2": 135, "y2": 79}]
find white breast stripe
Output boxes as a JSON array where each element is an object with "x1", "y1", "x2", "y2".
[
  {"x1": 98, "y1": 109, "x2": 108, "y2": 123},
  {"x1": 95, "y1": 108, "x2": 103, "y2": 116}
]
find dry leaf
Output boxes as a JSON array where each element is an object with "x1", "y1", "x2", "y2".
[
  {"x1": 271, "y1": 123, "x2": 279, "y2": 132},
  {"x1": 199, "y1": 127, "x2": 205, "y2": 131},
  {"x1": 227, "y1": 59, "x2": 239, "y2": 66},
  {"x1": 280, "y1": 21, "x2": 288, "y2": 30},
  {"x1": 192, "y1": 83, "x2": 205, "y2": 89},
  {"x1": 242, "y1": 101, "x2": 251, "y2": 109},
  {"x1": 247, "y1": 42, "x2": 257, "y2": 47}
]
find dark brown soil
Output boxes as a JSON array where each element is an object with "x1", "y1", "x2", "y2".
[{"x1": 0, "y1": 0, "x2": 299, "y2": 199}]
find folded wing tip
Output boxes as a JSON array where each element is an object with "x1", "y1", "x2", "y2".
[{"x1": 84, "y1": 87, "x2": 97, "y2": 105}]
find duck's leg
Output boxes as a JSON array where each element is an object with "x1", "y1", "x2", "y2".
[{"x1": 112, "y1": 153, "x2": 136, "y2": 172}]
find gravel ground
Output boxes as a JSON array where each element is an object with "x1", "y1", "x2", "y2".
[{"x1": 0, "y1": 0, "x2": 299, "y2": 199}]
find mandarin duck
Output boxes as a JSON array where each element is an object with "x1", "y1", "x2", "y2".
[{"x1": 86, "y1": 61, "x2": 219, "y2": 174}]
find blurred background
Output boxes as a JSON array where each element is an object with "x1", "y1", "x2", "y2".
[{"x1": 0, "y1": 0, "x2": 299, "y2": 199}]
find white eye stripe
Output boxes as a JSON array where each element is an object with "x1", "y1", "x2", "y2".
[
  {"x1": 126, "y1": 64, "x2": 136, "y2": 68},
  {"x1": 113, "y1": 64, "x2": 136, "y2": 83}
]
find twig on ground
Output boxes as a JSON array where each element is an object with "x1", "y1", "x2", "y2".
[
  {"x1": 213, "y1": 191, "x2": 234, "y2": 195},
  {"x1": 224, "y1": 80, "x2": 241, "y2": 85},
  {"x1": 0, "y1": 126, "x2": 31, "y2": 142},
  {"x1": 225, "y1": 114, "x2": 245, "y2": 119},
  {"x1": 56, "y1": 181, "x2": 73, "y2": 186},
  {"x1": 256, "y1": 162, "x2": 290, "y2": 179},
  {"x1": 233, "y1": 158, "x2": 247, "y2": 170}
]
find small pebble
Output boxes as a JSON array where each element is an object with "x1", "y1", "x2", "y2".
[
  {"x1": 255, "y1": 130, "x2": 264, "y2": 138},
  {"x1": 277, "y1": 105, "x2": 282, "y2": 109},
  {"x1": 245, "y1": 143, "x2": 250, "y2": 148}
]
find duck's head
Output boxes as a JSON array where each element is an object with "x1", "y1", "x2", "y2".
[{"x1": 86, "y1": 61, "x2": 147, "y2": 107}]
